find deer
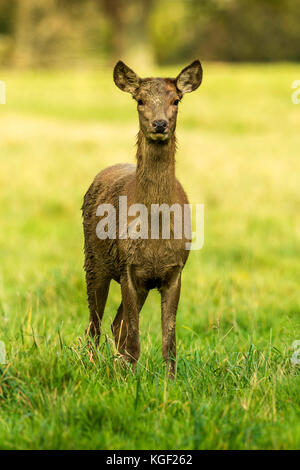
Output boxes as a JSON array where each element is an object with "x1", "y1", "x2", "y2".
[{"x1": 82, "y1": 60, "x2": 203, "y2": 377}]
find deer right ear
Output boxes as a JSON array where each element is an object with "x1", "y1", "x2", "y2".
[
  {"x1": 176, "y1": 60, "x2": 203, "y2": 95},
  {"x1": 113, "y1": 61, "x2": 141, "y2": 95}
]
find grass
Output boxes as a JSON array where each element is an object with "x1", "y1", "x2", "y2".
[{"x1": 0, "y1": 63, "x2": 300, "y2": 450}]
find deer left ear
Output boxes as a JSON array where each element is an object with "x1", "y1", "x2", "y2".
[
  {"x1": 176, "y1": 60, "x2": 203, "y2": 95},
  {"x1": 113, "y1": 61, "x2": 141, "y2": 95}
]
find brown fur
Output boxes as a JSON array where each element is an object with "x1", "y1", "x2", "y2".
[{"x1": 82, "y1": 60, "x2": 202, "y2": 377}]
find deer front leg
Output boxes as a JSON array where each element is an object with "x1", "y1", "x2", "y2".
[
  {"x1": 160, "y1": 266, "x2": 182, "y2": 378},
  {"x1": 120, "y1": 266, "x2": 146, "y2": 370},
  {"x1": 112, "y1": 290, "x2": 148, "y2": 357},
  {"x1": 85, "y1": 267, "x2": 111, "y2": 344}
]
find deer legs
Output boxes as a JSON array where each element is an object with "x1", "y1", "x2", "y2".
[
  {"x1": 160, "y1": 266, "x2": 182, "y2": 378},
  {"x1": 111, "y1": 291, "x2": 148, "y2": 362},
  {"x1": 112, "y1": 266, "x2": 148, "y2": 369},
  {"x1": 86, "y1": 273, "x2": 111, "y2": 342},
  {"x1": 86, "y1": 260, "x2": 182, "y2": 377},
  {"x1": 112, "y1": 264, "x2": 182, "y2": 376}
]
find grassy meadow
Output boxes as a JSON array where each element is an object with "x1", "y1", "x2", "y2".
[{"x1": 0, "y1": 63, "x2": 300, "y2": 449}]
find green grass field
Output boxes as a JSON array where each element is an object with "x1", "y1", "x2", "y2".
[{"x1": 0, "y1": 63, "x2": 300, "y2": 450}]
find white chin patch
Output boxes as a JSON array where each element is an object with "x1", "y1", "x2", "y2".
[{"x1": 149, "y1": 133, "x2": 169, "y2": 141}]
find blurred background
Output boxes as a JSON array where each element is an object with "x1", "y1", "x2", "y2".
[
  {"x1": 1, "y1": 0, "x2": 300, "y2": 68},
  {"x1": 1, "y1": 0, "x2": 300, "y2": 450}
]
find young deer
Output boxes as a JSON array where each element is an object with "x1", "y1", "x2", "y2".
[{"x1": 82, "y1": 60, "x2": 202, "y2": 376}]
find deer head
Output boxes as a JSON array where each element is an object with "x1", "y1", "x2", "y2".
[{"x1": 113, "y1": 60, "x2": 203, "y2": 142}]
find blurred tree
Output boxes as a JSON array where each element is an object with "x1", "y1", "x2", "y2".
[
  {"x1": 13, "y1": 0, "x2": 63, "y2": 66},
  {"x1": 0, "y1": 0, "x2": 16, "y2": 34},
  {"x1": 0, "y1": 0, "x2": 16, "y2": 65},
  {"x1": 149, "y1": 0, "x2": 300, "y2": 63},
  {"x1": 149, "y1": 0, "x2": 224, "y2": 64},
  {"x1": 11, "y1": 0, "x2": 108, "y2": 67},
  {"x1": 96, "y1": 0, "x2": 154, "y2": 63},
  {"x1": 1, "y1": 0, "x2": 300, "y2": 67},
  {"x1": 97, "y1": 0, "x2": 127, "y2": 61}
]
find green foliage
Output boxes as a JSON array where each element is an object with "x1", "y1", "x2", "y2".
[
  {"x1": 0, "y1": 0, "x2": 16, "y2": 35},
  {"x1": 150, "y1": 0, "x2": 300, "y2": 64},
  {"x1": 0, "y1": 64, "x2": 300, "y2": 449},
  {"x1": 1, "y1": 0, "x2": 300, "y2": 66}
]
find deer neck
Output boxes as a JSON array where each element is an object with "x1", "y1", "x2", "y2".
[{"x1": 135, "y1": 130, "x2": 176, "y2": 206}]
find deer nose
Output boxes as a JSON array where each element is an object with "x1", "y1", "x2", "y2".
[{"x1": 152, "y1": 119, "x2": 167, "y2": 133}]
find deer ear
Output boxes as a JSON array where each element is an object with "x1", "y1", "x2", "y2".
[
  {"x1": 176, "y1": 60, "x2": 203, "y2": 95},
  {"x1": 113, "y1": 61, "x2": 141, "y2": 95}
]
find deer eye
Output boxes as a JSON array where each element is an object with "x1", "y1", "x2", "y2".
[
  {"x1": 173, "y1": 99, "x2": 180, "y2": 106},
  {"x1": 137, "y1": 99, "x2": 144, "y2": 106}
]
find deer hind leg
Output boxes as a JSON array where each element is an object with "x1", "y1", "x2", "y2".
[
  {"x1": 111, "y1": 301, "x2": 125, "y2": 352},
  {"x1": 85, "y1": 262, "x2": 111, "y2": 342},
  {"x1": 160, "y1": 266, "x2": 182, "y2": 378},
  {"x1": 116, "y1": 266, "x2": 148, "y2": 369}
]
